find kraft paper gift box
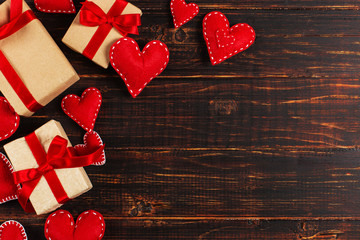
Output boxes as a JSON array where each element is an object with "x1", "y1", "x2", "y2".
[
  {"x1": 4, "y1": 120, "x2": 93, "y2": 215},
  {"x1": 0, "y1": 0, "x2": 79, "y2": 117},
  {"x1": 62, "y1": 0, "x2": 142, "y2": 69}
]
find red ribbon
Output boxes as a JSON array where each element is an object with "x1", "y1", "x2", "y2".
[
  {"x1": 13, "y1": 132, "x2": 105, "y2": 213},
  {"x1": 0, "y1": 0, "x2": 43, "y2": 113},
  {"x1": 79, "y1": 0, "x2": 141, "y2": 60}
]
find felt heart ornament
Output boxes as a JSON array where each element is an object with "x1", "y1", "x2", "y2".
[
  {"x1": 34, "y1": 0, "x2": 76, "y2": 13},
  {"x1": 203, "y1": 11, "x2": 255, "y2": 65},
  {"x1": 0, "y1": 97, "x2": 20, "y2": 142},
  {"x1": 0, "y1": 220, "x2": 27, "y2": 240},
  {"x1": 44, "y1": 210, "x2": 105, "y2": 240},
  {"x1": 74, "y1": 131, "x2": 106, "y2": 166},
  {"x1": 110, "y1": 38, "x2": 169, "y2": 98},
  {"x1": 62, "y1": 88, "x2": 102, "y2": 132},
  {"x1": 0, "y1": 153, "x2": 18, "y2": 205},
  {"x1": 170, "y1": 0, "x2": 199, "y2": 28}
]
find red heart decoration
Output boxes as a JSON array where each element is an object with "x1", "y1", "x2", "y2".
[
  {"x1": 0, "y1": 97, "x2": 19, "y2": 142},
  {"x1": 62, "y1": 88, "x2": 102, "y2": 132},
  {"x1": 44, "y1": 210, "x2": 105, "y2": 240},
  {"x1": 0, "y1": 220, "x2": 27, "y2": 240},
  {"x1": 203, "y1": 11, "x2": 255, "y2": 65},
  {"x1": 0, "y1": 153, "x2": 19, "y2": 205},
  {"x1": 34, "y1": 0, "x2": 76, "y2": 13},
  {"x1": 110, "y1": 38, "x2": 170, "y2": 98},
  {"x1": 74, "y1": 131, "x2": 106, "y2": 166},
  {"x1": 170, "y1": 0, "x2": 199, "y2": 28}
]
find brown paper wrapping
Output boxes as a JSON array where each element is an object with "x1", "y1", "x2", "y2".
[
  {"x1": 0, "y1": 0, "x2": 80, "y2": 117},
  {"x1": 4, "y1": 120, "x2": 93, "y2": 215},
  {"x1": 62, "y1": 0, "x2": 142, "y2": 69}
]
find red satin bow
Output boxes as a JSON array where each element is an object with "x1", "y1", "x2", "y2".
[
  {"x1": 80, "y1": 1, "x2": 141, "y2": 36},
  {"x1": 13, "y1": 133, "x2": 105, "y2": 213}
]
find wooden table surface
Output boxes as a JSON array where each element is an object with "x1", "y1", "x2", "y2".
[{"x1": 1, "y1": 0, "x2": 360, "y2": 239}]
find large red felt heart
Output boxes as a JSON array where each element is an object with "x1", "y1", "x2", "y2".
[
  {"x1": 74, "y1": 131, "x2": 106, "y2": 166},
  {"x1": 62, "y1": 88, "x2": 102, "y2": 132},
  {"x1": 0, "y1": 97, "x2": 19, "y2": 142},
  {"x1": 170, "y1": 0, "x2": 199, "y2": 28},
  {"x1": 110, "y1": 38, "x2": 170, "y2": 98},
  {"x1": 0, "y1": 153, "x2": 18, "y2": 205},
  {"x1": 0, "y1": 220, "x2": 27, "y2": 240},
  {"x1": 34, "y1": 0, "x2": 76, "y2": 13},
  {"x1": 44, "y1": 210, "x2": 105, "y2": 240},
  {"x1": 203, "y1": 11, "x2": 255, "y2": 65}
]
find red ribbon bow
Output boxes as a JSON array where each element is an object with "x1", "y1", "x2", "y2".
[
  {"x1": 79, "y1": 0, "x2": 141, "y2": 60},
  {"x1": 13, "y1": 133, "x2": 104, "y2": 213},
  {"x1": 80, "y1": 1, "x2": 141, "y2": 36}
]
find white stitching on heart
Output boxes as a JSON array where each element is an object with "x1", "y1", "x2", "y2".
[
  {"x1": 0, "y1": 98, "x2": 19, "y2": 141},
  {"x1": 0, "y1": 153, "x2": 20, "y2": 205},
  {"x1": 74, "y1": 131, "x2": 106, "y2": 166},
  {"x1": 77, "y1": 211, "x2": 105, "y2": 239},
  {"x1": 62, "y1": 88, "x2": 102, "y2": 132},
  {"x1": 203, "y1": 11, "x2": 256, "y2": 65},
  {"x1": 34, "y1": 0, "x2": 75, "y2": 13},
  {"x1": 170, "y1": 0, "x2": 199, "y2": 28},
  {"x1": 45, "y1": 210, "x2": 74, "y2": 240},
  {"x1": 0, "y1": 220, "x2": 27, "y2": 240},
  {"x1": 110, "y1": 38, "x2": 170, "y2": 97}
]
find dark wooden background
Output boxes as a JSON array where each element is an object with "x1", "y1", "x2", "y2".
[{"x1": 1, "y1": 0, "x2": 360, "y2": 239}]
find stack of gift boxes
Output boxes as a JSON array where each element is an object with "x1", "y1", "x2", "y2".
[{"x1": 0, "y1": 0, "x2": 141, "y2": 215}]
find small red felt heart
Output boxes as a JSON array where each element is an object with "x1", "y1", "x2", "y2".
[
  {"x1": 62, "y1": 88, "x2": 102, "y2": 132},
  {"x1": 203, "y1": 11, "x2": 255, "y2": 65},
  {"x1": 0, "y1": 97, "x2": 19, "y2": 142},
  {"x1": 0, "y1": 220, "x2": 27, "y2": 240},
  {"x1": 170, "y1": 0, "x2": 199, "y2": 28},
  {"x1": 74, "y1": 131, "x2": 106, "y2": 166},
  {"x1": 35, "y1": 0, "x2": 76, "y2": 13},
  {"x1": 0, "y1": 153, "x2": 18, "y2": 205},
  {"x1": 110, "y1": 38, "x2": 169, "y2": 98},
  {"x1": 44, "y1": 210, "x2": 105, "y2": 240}
]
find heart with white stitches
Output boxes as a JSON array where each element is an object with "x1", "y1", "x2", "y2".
[
  {"x1": 170, "y1": 0, "x2": 199, "y2": 28},
  {"x1": 74, "y1": 131, "x2": 106, "y2": 166},
  {"x1": 110, "y1": 37, "x2": 170, "y2": 98},
  {"x1": 0, "y1": 220, "x2": 27, "y2": 240},
  {"x1": 203, "y1": 11, "x2": 255, "y2": 65},
  {"x1": 0, "y1": 97, "x2": 19, "y2": 142},
  {"x1": 0, "y1": 153, "x2": 19, "y2": 206},
  {"x1": 34, "y1": 0, "x2": 76, "y2": 13},
  {"x1": 44, "y1": 210, "x2": 105, "y2": 240}
]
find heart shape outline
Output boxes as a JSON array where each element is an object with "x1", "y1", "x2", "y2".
[
  {"x1": 62, "y1": 88, "x2": 102, "y2": 132},
  {"x1": 110, "y1": 37, "x2": 170, "y2": 98},
  {"x1": 0, "y1": 97, "x2": 20, "y2": 142},
  {"x1": 34, "y1": 0, "x2": 76, "y2": 13},
  {"x1": 216, "y1": 29, "x2": 236, "y2": 48},
  {"x1": 0, "y1": 153, "x2": 19, "y2": 205},
  {"x1": 44, "y1": 210, "x2": 105, "y2": 240},
  {"x1": 74, "y1": 131, "x2": 106, "y2": 166},
  {"x1": 170, "y1": 0, "x2": 199, "y2": 28},
  {"x1": 203, "y1": 11, "x2": 255, "y2": 65},
  {"x1": 0, "y1": 220, "x2": 27, "y2": 240}
]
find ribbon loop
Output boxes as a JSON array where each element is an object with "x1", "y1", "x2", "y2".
[
  {"x1": 13, "y1": 133, "x2": 105, "y2": 213},
  {"x1": 79, "y1": 0, "x2": 141, "y2": 60}
]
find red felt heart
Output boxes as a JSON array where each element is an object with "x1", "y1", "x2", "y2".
[
  {"x1": 0, "y1": 97, "x2": 19, "y2": 142},
  {"x1": 34, "y1": 0, "x2": 76, "y2": 13},
  {"x1": 0, "y1": 220, "x2": 27, "y2": 240},
  {"x1": 62, "y1": 88, "x2": 102, "y2": 132},
  {"x1": 203, "y1": 11, "x2": 255, "y2": 65},
  {"x1": 170, "y1": 0, "x2": 199, "y2": 28},
  {"x1": 74, "y1": 131, "x2": 106, "y2": 166},
  {"x1": 44, "y1": 210, "x2": 105, "y2": 240},
  {"x1": 0, "y1": 153, "x2": 18, "y2": 205},
  {"x1": 110, "y1": 37, "x2": 170, "y2": 98}
]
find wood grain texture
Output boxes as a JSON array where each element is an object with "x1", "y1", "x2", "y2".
[{"x1": 1, "y1": 0, "x2": 360, "y2": 239}]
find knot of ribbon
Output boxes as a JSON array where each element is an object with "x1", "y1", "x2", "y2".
[
  {"x1": 80, "y1": 1, "x2": 141, "y2": 36},
  {"x1": 13, "y1": 133, "x2": 104, "y2": 213}
]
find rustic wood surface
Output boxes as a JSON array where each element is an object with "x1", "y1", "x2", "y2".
[{"x1": 1, "y1": 0, "x2": 360, "y2": 239}]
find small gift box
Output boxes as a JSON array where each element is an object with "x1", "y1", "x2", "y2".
[
  {"x1": 62, "y1": 0, "x2": 142, "y2": 68},
  {"x1": 0, "y1": 0, "x2": 79, "y2": 117},
  {"x1": 4, "y1": 120, "x2": 103, "y2": 215}
]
